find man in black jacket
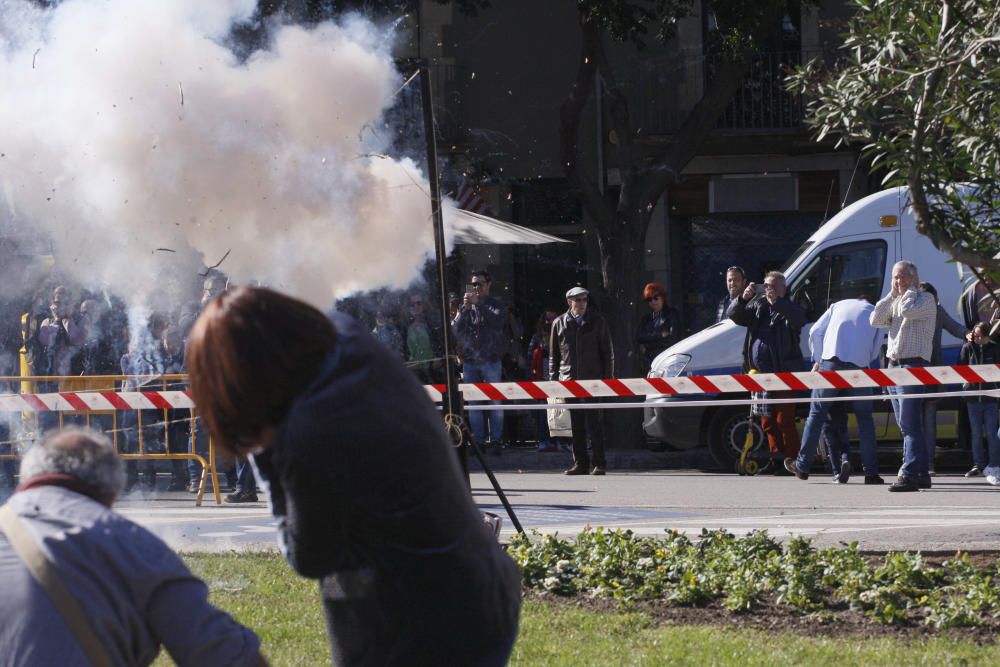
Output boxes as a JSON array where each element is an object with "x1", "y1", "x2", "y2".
[
  {"x1": 550, "y1": 286, "x2": 615, "y2": 475},
  {"x1": 731, "y1": 271, "x2": 807, "y2": 462}
]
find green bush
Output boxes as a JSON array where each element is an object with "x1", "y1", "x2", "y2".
[{"x1": 507, "y1": 528, "x2": 1000, "y2": 628}]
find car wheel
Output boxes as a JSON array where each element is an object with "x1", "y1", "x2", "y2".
[{"x1": 708, "y1": 407, "x2": 765, "y2": 470}]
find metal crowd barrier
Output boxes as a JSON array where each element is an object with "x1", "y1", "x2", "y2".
[{"x1": 0, "y1": 374, "x2": 222, "y2": 506}]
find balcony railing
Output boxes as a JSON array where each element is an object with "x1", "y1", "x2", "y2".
[{"x1": 615, "y1": 50, "x2": 823, "y2": 135}]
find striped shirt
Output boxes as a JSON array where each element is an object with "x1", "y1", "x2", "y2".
[{"x1": 869, "y1": 288, "x2": 937, "y2": 363}]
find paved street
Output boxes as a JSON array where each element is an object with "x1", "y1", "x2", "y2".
[{"x1": 98, "y1": 468, "x2": 1000, "y2": 553}]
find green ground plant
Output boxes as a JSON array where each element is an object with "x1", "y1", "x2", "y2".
[{"x1": 507, "y1": 527, "x2": 1000, "y2": 628}]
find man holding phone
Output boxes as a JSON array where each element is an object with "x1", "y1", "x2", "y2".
[
  {"x1": 731, "y1": 271, "x2": 808, "y2": 464},
  {"x1": 452, "y1": 270, "x2": 508, "y2": 452}
]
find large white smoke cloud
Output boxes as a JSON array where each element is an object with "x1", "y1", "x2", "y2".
[{"x1": 0, "y1": 0, "x2": 439, "y2": 309}]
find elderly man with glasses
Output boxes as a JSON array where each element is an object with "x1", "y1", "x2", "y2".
[
  {"x1": 452, "y1": 270, "x2": 509, "y2": 453},
  {"x1": 550, "y1": 286, "x2": 615, "y2": 475}
]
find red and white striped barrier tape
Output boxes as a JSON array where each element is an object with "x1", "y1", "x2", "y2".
[
  {"x1": 0, "y1": 390, "x2": 194, "y2": 412},
  {"x1": 427, "y1": 363, "x2": 1000, "y2": 402},
  {"x1": 2, "y1": 364, "x2": 998, "y2": 411}
]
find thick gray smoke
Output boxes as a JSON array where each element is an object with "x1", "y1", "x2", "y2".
[{"x1": 0, "y1": 0, "x2": 441, "y2": 309}]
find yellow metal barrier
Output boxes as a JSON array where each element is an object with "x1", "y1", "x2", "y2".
[{"x1": 0, "y1": 372, "x2": 222, "y2": 506}]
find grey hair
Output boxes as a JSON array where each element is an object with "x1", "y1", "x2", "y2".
[
  {"x1": 893, "y1": 260, "x2": 919, "y2": 282},
  {"x1": 20, "y1": 428, "x2": 125, "y2": 502},
  {"x1": 764, "y1": 270, "x2": 786, "y2": 283}
]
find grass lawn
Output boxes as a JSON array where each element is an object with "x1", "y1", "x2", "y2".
[{"x1": 156, "y1": 552, "x2": 1000, "y2": 666}]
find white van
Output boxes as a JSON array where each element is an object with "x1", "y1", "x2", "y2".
[{"x1": 644, "y1": 186, "x2": 973, "y2": 467}]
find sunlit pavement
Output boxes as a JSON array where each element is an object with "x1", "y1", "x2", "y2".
[{"x1": 90, "y1": 468, "x2": 1000, "y2": 553}]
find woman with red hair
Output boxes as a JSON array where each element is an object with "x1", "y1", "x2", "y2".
[
  {"x1": 186, "y1": 286, "x2": 521, "y2": 666},
  {"x1": 637, "y1": 282, "x2": 680, "y2": 371}
]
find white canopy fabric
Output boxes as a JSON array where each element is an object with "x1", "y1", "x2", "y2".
[{"x1": 444, "y1": 207, "x2": 569, "y2": 245}]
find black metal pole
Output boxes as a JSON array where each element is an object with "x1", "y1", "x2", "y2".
[
  {"x1": 418, "y1": 62, "x2": 523, "y2": 534},
  {"x1": 419, "y1": 61, "x2": 467, "y2": 475}
]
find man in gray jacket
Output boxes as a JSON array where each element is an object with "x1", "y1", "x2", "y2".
[
  {"x1": 0, "y1": 428, "x2": 265, "y2": 666},
  {"x1": 550, "y1": 286, "x2": 615, "y2": 475}
]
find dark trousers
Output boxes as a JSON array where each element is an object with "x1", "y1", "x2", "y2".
[{"x1": 569, "y1": 398, "x2": 606, "y2": 468}]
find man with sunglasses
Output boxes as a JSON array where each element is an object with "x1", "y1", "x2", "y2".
[
  {"x1": 550, "y1": 286, "x2": 614, "y2": 475},
  {"x1": 452, "y1": 270, "x2": 508, "y2": 452}
]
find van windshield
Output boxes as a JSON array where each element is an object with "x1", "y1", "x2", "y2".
[
  {"x1": 786, "y1": 240, "x2": 888, "y2": 322},
  {"x1": 780, "y1": 241, "x2": 814, "y2": 274}
]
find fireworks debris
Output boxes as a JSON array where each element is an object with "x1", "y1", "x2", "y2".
[{"x1": 199, "y1": 248, "x2": 231, "y2": 276}]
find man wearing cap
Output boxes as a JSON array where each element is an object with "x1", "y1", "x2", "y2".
[{"x1": 549, "y1": 286, "x2": 615, "y2": 475}]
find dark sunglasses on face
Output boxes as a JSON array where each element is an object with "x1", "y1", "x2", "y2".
[
  {"x1": 646, "y1": 295, "x2": 662, "y2": 303},
  {"x1": 470, "y1": 282, "x2": 486, "y2": 287}
]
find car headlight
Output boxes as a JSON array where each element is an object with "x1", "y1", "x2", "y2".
[{"x1": 648, "y1": 353, "x2": 691, "y2": 378}]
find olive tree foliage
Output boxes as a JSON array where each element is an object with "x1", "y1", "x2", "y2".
[{"x1": 787, "y1": 0, "x2": 1000, "y2": 279}]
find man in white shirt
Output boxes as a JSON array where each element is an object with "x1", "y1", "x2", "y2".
[
  {"x1": 786, "y1": 297, "x2": 884, "y2": 484},
  {"x1": 869, "y1": 260, "x2": 938, "y2": 492}
]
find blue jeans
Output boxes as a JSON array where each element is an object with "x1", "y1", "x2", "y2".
[
  {"x1": 796, "y1": 359, "x2": 878, "y2": 476},
  {"x1": 887, "y1": 360, "x2": 929, "y2": 482},
  {"x1": 463, "y1": 360, "x2": 504, "y2": 445},
  {"x1": 922, "y1": 397, "x2": 942, "y2": 469},
  {"x1": 235, "y1": 457, "x2": 257, "y2": 494},
  {"x1": 967, "y1": 400, "x2": 1000, "y2": 468}
]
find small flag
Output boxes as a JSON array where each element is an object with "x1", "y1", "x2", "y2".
[{"x1": 455, "y1": 179, "x2": 488, "y2": 213}]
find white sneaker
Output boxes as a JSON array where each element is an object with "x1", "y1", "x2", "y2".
[{"x1": 984, "y1": 466, "x2": 1000, "y2": 486}]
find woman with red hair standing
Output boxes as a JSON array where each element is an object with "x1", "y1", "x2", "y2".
[{"x1": 637, "y1": 282, "x2": 680, "y2": 372}]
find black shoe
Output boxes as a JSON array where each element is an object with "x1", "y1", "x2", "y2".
[
  {"x1": 965, "y1": 465, "x2": 982, "y2": 478},
  {"x1": 864, "y1": 475, "x2": 885, "y2": 485},
  {"x1": 784, "y1": 458, "x2": 809, "y2": 480},
  {"x1": 758, "y1": 460, "x2": 776, "y2": 475},
  {"x1": 564, "y1": 464, "x2": 590, "y2": 476},
  {"x1": 837, "y1": 460, "x2": 852, "y2": 484},
  {"x1": 591, "y1": 466, "x2": 606, "y2": 476},
  {"x1": 888, "y1": 478, "x2": 920, "y2": 492},
  {"x1": 225, "y1": 489, "x2": 259, "y2": 503},
  {"x1": 917, "y1": 477, "x2": 932, "y2": 489}
]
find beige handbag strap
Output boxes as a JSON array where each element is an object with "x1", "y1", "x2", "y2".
[{"x1": 0, "y1": 504, "x2": 113, "y2": 667}]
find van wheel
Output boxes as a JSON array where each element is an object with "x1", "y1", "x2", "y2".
[{"x1": 708, "y1": 408, "x2": 765, "y2": 470}]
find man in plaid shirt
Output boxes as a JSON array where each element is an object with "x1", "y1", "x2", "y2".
[{"x1": 870, "y1": 260, "x2": 938, "y2": 492}]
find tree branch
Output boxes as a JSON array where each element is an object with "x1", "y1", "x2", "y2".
[{"x1": 560, "y1": 10, "x2": 614, "y2": 230}]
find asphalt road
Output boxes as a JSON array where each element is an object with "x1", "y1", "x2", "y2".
[{"x1": 96, "y1": 468, "x2": 1000, "y2": 553}]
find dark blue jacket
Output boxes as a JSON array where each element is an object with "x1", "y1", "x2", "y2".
[
  {"x1": 251, "y1": 313, "x2": 520, "y2": 666},
  {"x1": 451, "y1": 295, "x2": 507, "y2": 365},
  {"x1": 731, "y1": 295, "x2": 807, "y2": 373}
]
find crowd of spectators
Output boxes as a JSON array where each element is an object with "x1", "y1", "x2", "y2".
[{"x1": 0, "y1": 272, "x2": 241, "y2": 496}]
